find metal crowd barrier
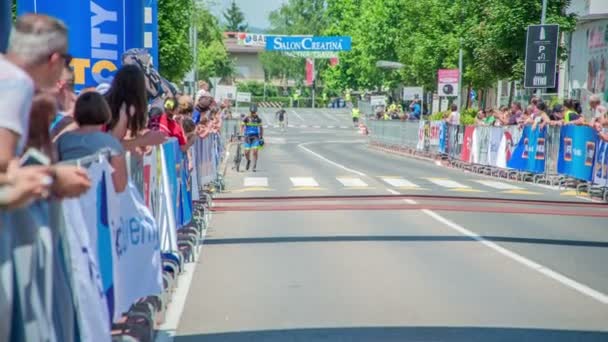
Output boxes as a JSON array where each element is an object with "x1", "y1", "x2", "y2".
[
  {"x1": 0, "y1": 131, "x2": 227, "y2": 342},
  {"x1": 368, "y1": 120, "x2": 608, "y2": 201}
]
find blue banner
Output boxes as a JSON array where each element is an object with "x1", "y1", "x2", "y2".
[
  {"x1": 507, "y1": 126, "x2": 546, "y2": 173},
  {"x1": 180, "y1": 154, "x2": 193, "y2": 226},
  {"x1": 594, "y1": 140, "x2": 608, "y2": 187},
  {"x1": 558, "y1": 125, "x2": 598, "y2": 181},
  {"x1": 162, "y1": 140, "x2": 180, "y2": 228},
  {"x1": 266, "y1": 36, "x2": 352, "y2": 52},
  {"x1": 19, "y1": 0, "x2": 145, "y2": 90},
  {"x1": 438, "y1": 121, "x2": 447, "y2": 154}
]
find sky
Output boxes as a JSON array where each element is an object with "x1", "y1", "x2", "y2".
[{"x1": 208, "y1": 0, "x2": 285, "y2": 31}]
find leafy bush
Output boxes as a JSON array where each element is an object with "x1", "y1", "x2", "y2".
[{"x1": 461, "y1": 108, "x2": 477, "y2": 126}]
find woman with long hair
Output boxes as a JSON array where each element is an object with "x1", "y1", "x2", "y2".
[{"x1": 105, "y1": 65, "x2": 166, "y2": 150}]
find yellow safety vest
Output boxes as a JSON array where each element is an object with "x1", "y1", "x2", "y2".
[{"x1": 352, "y1": 108, "x2": 361, "y2": 118}]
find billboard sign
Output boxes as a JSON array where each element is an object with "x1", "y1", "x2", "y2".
[
  {"x1": 215, "y1": 85, "x2": 237, "y2": 102},
  {"x1": 403, "y1": 87, "x2": 424, "y2": 101},
  {"x1": 437, "y1": 69, "x2": 459, "y2": 97},
  {"x1": 18, "y1": 0, "x2": 146, "y2": 90},
  {"x1": 266, "y1": 36, "x2": 352, "y2": 52},
  {"x1": 524, "y1": 24, "x2": 560, "y2": 89},
  {"x1": 236, "y1": 92, "x2": 252, "y2": 103}
]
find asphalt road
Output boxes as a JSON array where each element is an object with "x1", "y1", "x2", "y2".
[{"x1": 174, "y1": 109, "x2": 608, "y2": 341}]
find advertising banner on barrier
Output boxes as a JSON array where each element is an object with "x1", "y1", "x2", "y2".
[
  {"x1": 487, "y1": 127, "x2": 504, "y2": 166},
  {"x1": 111, "y1": 182, "x2": 162, "y2": 320},
  {"x1": 429, "y1": 121, "x2": 441, "y2": 147},
  {"x1": 62, "y1": 199, "x2": 111, "y2": 342},
  {"x1": 507, "y1": 126, "x2": 546, "y2": 172},
  {"x1": 557, "y1": 125, "x2": 598, "y2": 181},
  {"x1": 80, "y1": 161, "x2": 117, "y2": 320},
  {"x1": 416, "y1": 120, "x2": 425, "y2": 150},
  {"x1": 438, "y1": 122, "x2": 447, "y2": 154},
  {"x1": 496, "y1": 130, "x2": 516, "y2": 168},
  {"x1": 461, "y1": 126, "x2": 475, "y2": 162},
  {"x1": 594, "y1": 140, "x2": 608, "y2": 186},
  {"x1": 19, "y1": 0, "x2": 146, "y2": 90}
]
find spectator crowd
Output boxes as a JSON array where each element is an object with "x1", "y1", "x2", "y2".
[{"x1": 0, "y1": 14, "x2": 231, "y2": 210}]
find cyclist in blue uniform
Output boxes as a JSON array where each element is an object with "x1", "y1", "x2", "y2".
[{"x1": 241, "y1": 104, "x2": 264, "y2": 171}]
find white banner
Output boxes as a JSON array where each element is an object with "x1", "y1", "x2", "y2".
[
  {"x1": 111, "y1": 182, "x2": 162, "y2": 319},
  {"x1": 236, "y1": 92, "x2": 252, "y2": 103},
  {"x1": 487, "y1": 127, "x2": 503, "y2": 166},
  {"x1": 470, "y1": 127, "x2": 480, "y2": 163},
  {"x1": 144, "y1": 147, "x2": 178, "y2": 253},
  {"x1": 416, "y1": 120, "x2": 425, "y2": 150},
  {"x1": 61, "y1": 199, "x2": 111, "y2": 342}
]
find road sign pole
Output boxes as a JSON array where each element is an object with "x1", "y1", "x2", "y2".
[{"x1": 538, "y1": 0, "x2": 548, "y2": 99}]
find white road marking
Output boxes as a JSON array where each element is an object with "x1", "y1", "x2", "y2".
[
  {"x1": 386, "y1": 189, "x2": 400, "y2": 195},
  {"x1": 337, "y1": 177, "x2": 368, "y2": 187},
  {"x1": 291, "y1": 110, "x2": 304, "y2": 122},
  {"x1": 474, "y1": 180, "x2": 523, "y2": 190},
  {"x1": 290, "y1": 177, "x2": 319, "y2": 187},
  {"x1": 386, "y1": 189, "x2": 608, "y2": 305},
  {"x1": 298, "y1": 142, "x2": 367, "y2": 177},
  {"x1": 427, "y1": 178, "x2": 470, "y2": 188},
  {"x1": 244, "y1": 177, "x2": 268, "y2": 187},
  {"x1": 300, "y1": 125, "x2": 308, "y2": 128},
  {"x1": 327, "y1": 126, "x2": 335, "y2": 129},
  {"x1": 422, "y1": 209, "x2": 608, "y2": 304},
  {"x1": 313, "y1": 125, "x2": 321, "y2": 129},
  {"x1": 382, "y1": 178, "x2": 419, "y2": 188},
  {"x1": 339, "y1": 126, "x2": 348, "y2": 129}
]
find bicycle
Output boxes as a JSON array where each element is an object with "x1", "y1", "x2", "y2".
[{"x1": 233, "y1": 135, "x2": 243, "y2": 172}]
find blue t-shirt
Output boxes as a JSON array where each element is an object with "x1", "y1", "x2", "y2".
[
  {"x1": 56, "y1": 131, "x2": 124, "y2": 161},
  {"x1": 192, "y1": 110, "x2": 202, "y2": 124},
  {"x1": 412, "y1": 103, "x2": 421, "y2": 118}
]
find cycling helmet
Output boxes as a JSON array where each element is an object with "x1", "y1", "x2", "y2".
[{"x1": 249, "y1": 103, "x2": 258, "y2": 113}]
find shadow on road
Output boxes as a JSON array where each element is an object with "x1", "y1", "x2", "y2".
[
  {"x1": 175, "y1": 326, "x2": 608, "y2": 341},
  {"x1": 203, "y1": 235, "x2": 608, "y2": 249}
]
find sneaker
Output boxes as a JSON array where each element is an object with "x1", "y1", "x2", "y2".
[{"x1": 246, "y1": 160, "x2": 251, "y2": 170}]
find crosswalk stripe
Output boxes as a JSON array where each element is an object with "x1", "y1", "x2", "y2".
[
  {"x1": 474, "y1": 180, "x2": 523, "y2": 190},
  {"x1": 244, "y1": 177, "x2": 268, "y2": 187},
  {"x1": 382, "y1": 178, "x2": 419, "y2": 188},
  {"x1": 337, "y1": 177, "x2": 368, "y2": 187},
  {"x1": 290, "y1": 177, "x2": 319, "y2": 187},
  {"x1": 340, "y1": 126, "x2": 348, "y2": 129},
  {"x1": 427, "y1": 178, "x2": 470, "y2": 188}
]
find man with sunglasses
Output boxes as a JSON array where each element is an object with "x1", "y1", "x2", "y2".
[{"x1": 0, "y1": 14, "x2": 90, "y2": 209}]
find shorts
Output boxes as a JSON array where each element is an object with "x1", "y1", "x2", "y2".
[
  {"x1": 243, "y1": 135, "x2": 262, "y2": 150},
  {"x1": 353, "y1": 117, "x2": 360, "y2": 123}
]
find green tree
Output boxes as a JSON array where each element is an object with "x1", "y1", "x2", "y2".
[
  {"x1": 158, "y1": 0, "x2": 194, "y2": 82},
  {"x1": 195, "y1": 2, "x2": 234, "y2": 80},
  {"x1": 223, "y1": 0, "x2": 248, "y2": 32}
]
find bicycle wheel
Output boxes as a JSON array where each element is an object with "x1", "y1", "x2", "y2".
[{"x1": 234, "y1": 144, "x2": 242, "y2": 172}]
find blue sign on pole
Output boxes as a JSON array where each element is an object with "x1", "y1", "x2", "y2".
[
  {"x1": 266, "y1": 36, "x2": 352, "y2": 52},
  {"x1": 18, "y1": 0, "x2": 145, "y2": 90}
]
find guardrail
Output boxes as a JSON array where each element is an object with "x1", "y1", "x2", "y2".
[
  {"x1": 368, "y1": 120, "x2": 608, "y2": 201},
  {"x1": 0, "y1": 132, "x2": 225, "y2": 341}
]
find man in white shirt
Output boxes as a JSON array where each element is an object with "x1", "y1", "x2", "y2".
[{"x1": 1, "y1": 14, "x2": 90, "y2": 208}]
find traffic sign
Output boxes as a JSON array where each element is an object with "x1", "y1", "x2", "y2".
[
  {"x1": 437, "y1": 69, "x2": 459, "y2": 97},
  {"x1": 524, "y1": 24, "x2": 559, "y2": 89},
  {"x1": 236, "y1": 92, "x2": 252, "y2": 103},
  {"x1": 370, "y1": 95, "x2": 387, "y2": 107}
]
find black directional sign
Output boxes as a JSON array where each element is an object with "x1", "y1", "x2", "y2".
[{"x1": 524, "y1": 24, "x2": 560, "y2": 89}]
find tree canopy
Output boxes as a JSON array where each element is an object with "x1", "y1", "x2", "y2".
[
  {"x1": 320, "y1": 0, "x2": 576, "y2": 95},
  {"x1": 223, "y1": 0, "x2": 248, "y2": 32},
  {"x1": 158, "y1": 0, "x2": 194, "y2": 82}
]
